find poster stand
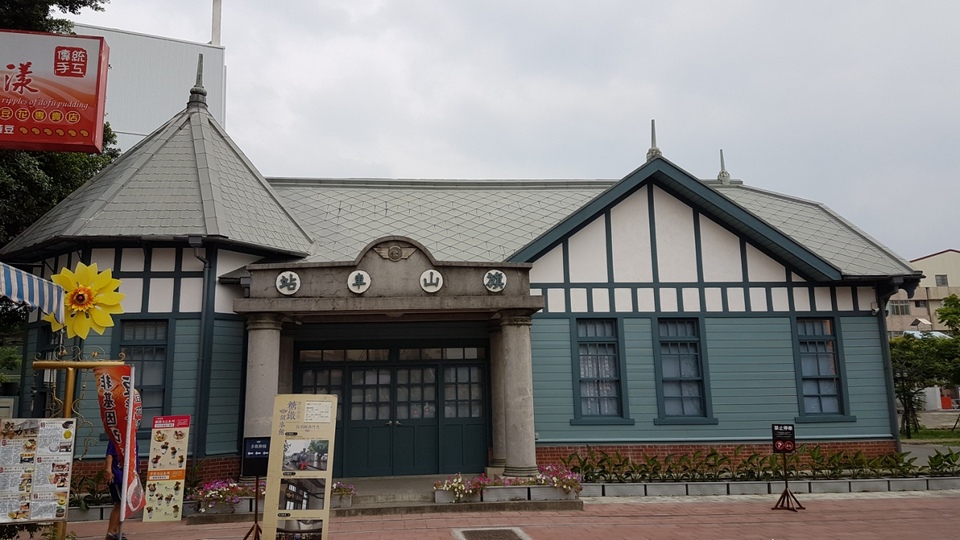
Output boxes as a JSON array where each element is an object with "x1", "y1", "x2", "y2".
[
  {"x1": 243, "y1": 476, "x2": 262, "y2": 540},
  {"x1": 772, "y1": 453, "x2": 804, "y2": 511}
]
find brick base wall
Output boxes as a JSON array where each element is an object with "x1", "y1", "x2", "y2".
[
  {"x1": 536, "y1": 440, "x2": 897, "y2": 466},
  {"x1": 71, "y1": 456, "x2": 241, "y2": 490}
]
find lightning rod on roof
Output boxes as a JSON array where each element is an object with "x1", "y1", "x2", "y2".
[
  {"x1": 646, "y1": 119, "x2": 662, "y2": 162},
  {"x1": 718, "y1": 149, "x2": 731, "y2": 184},
  {"x1": 189, "y1": 54, "x2": 207, "y2": 106}
]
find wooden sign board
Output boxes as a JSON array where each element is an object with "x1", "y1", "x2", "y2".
[{"x1": 261, "y1": 395, "x2": 338, "y2": 540}]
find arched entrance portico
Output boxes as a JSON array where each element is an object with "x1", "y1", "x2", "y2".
[{"x1": 234, "y1": 237, "x2": 541, "y2": 477}]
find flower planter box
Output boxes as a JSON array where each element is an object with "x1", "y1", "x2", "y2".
[
  {"x1": 645, "y1": 483, "x2": 688, "y2": 497},
  {"x1": 482, "y1": 486, "x2": 528, "y2": 502},
  {"x1": 887, "y1": 478, "x2": 927, "y2": 491},
  {"x1": 68, "y1": 506, "x2": 111, "y2": 522},
  {"x1": 727, "y1": 482, "x2": 770, "y2": 495},
  {"x1": 685, "y1": 482, "x2": 728, "y2": 496},
  {"x1": 330, "y1": 494, "x2": 353, "y2": 508},
  {"x1": 528, "y1": 486, "x2": 577, "y2": 501},
  {"x1": 809, "y1": 480, "x2": 849, "y2": 493},
  {"x1": 849, "y1": 479, "x2": 889, "y2": 492},
  {"x1": 603, "y1": 483, "x2": 645, "y2": 497},
  {"x1": 928, "y1": 477, "x2": 960, "y2": 490},
  {"x1": 434, "y1": 490, "x2": 479, "y2": 503},
  {"x1": 579, "y1": 483, "x2": 603, "y2": 497}
]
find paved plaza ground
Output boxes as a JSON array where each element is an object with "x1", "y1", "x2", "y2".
[{"x1": 50, "y1": 490, "x2": 960, "y2": 540}]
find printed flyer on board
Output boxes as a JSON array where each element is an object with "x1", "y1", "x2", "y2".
[
  {"x1": 0, "y1": 418, "x2": 75, "y2": 523},
  {"x1": 143, "y1": 415, "x2": 190, "y2": 522}
]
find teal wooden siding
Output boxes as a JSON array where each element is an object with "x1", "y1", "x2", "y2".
[
  {"x1": 531, "y1": 319, "x2": 574, "y2": 440},
  {"x1": 204, "y1": 319, "x2": 244, "y2": 455},
  {"x1": 532, "y1": 315, "x2": 894, "y2": 443},
  {"x1": 172, "y1": 319, "x2": 199, "y2": 418}
]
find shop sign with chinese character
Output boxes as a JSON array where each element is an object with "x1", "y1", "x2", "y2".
[{"x1": 0, "y1": 29, "x2": 109, "y2": 153}]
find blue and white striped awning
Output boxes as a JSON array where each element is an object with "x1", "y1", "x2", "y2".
[{"x1": 0, "y1": 262, "x2": 64, "y2": 323}]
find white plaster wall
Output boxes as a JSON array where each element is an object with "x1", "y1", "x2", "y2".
[
  {"x1": 793, "y1": 288, "x2": 811, "y2": 311},
  {"x1": 567, "y1": 218, "x2": 609, "y2": 283},
  {"x1": 653, "y1": 187, "x2": 698, "y2": 283},
  {"x1": 179, "y1": 277, "x2": 203, "y2": 313},
  {"x1": 530, "y1": 245, "x2": 564, "y2": 283},
  {"x1": 120, "y1": 248, "x2": 144, "y2": 272},
  {"x1": 610, "y1": 187, "x2": 653, "y2": 283},
  {"x1": 660, "y1": 288, "x2": 678, "y2": 312},
  {"x1": 546, "y1": 288, "x2": 566, "y2": 313},
  {"x1": 728, "y1": 288, "x2": 746, "y2": 311},
  {"x1": 148, "y1": 278, "x2": 174, "y2": 312},
  {"x1": 914, "y1": 251, "x2": 960, "y2": 288},
  {"x1": 814, "y1": 288, "x2": 832, "y2": 311},
  {"x1": 570, "y1": 288, "x2": 588, "y2": 312},
  {"x1": 614, "y1": 288, "x2": 633, "y2": 312},
  {"x1": 682, "y1": 288, "x2": 700, "y2": 311},
  {"x1": 836, "y1": 288, "x2": 855, "y2": 311},
  {"x1": 745, "y1": 244, "x2": 785, "y2": 282},
  {"x1": 637, "y1": 289, "x2": 655, "y2": 311},
  {"x1": 215, "y1": 250, "x2": 262, "y2": 314},
  {"x1": 120, "y1": 278, "x2": 143, "y2": 313},
  {"x1": 181, "y1": 249, "x2": 205, "y2": 272},
  {"x1": 857, "y1": 287, "x2": 875, "y2": 312},
  {"x1": 771, "y1": 287, "x2": 790, "y2": 311},
  {"x1": 592, "y1": 289, "x2": 610, "y2": 312},
  {"x1": 700, "y1": 218, "x2": 743, "y2": 282},
  {"x1": 89, "y1": 249, "x2": 115, "y2": 270},
  {"x1": 750, "y1": 287, "x2": 768, "y2": 311},
  {"x1": 150, "y1": 248, "x2": 177, "y2": 272},
  {"x1": 704, "y1": 288, "x2": 723, "y2": 312}
]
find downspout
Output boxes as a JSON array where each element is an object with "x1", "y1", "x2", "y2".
[{"x1": 189, "y1": 236, "x2": 212, "y2": 457}]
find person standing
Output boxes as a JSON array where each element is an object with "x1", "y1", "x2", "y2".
[{"x1": 104, "y1": 440, "x2": 135, "y2": 540}]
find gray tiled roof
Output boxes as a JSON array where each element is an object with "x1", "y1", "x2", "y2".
[
  {"x1": 271, "y1": 179, "x2": 605, "y2": 263},
  {"x1": 271, "y1": 176, "x2": 916, "y2": 279},
  {"x1": 714, "y1": 184, "x2": 916, "y2": 277},
  {"x1": 1, "y1": 88, "x2": 312, "y2": 258}
]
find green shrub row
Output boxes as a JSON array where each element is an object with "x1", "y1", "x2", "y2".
[{"x1": 561, "y1": 445, "x2": 960, "y2": 483}]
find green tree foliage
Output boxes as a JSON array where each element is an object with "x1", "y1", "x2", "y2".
[
  {"x1": 937, "y1": 294, "x2": 960, "y2": 336},
  {"x1": 0, "y1": 0, "x2": 118, "y2": 337},
  {"x1": 890, "y1": 334, "x2": 953, "y2": 438},
  {"x1": 0, "y1": 0, "x2": 107, "y2": 33}
]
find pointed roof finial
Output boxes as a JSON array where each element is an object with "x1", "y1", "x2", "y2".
[
  {"x1": 646, "y1": 119, "x2": 662, "y2": 161},
  {"x1": 188, "y1": 54, "x2": 207, "y2": 107},
  {"x1": 718, "y1": 149, "x2": 731, "y2": 184}
]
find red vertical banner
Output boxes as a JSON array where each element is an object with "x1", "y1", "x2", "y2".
[{"x1": 95, "y1": 366, "x2": 146, "y2": 515}]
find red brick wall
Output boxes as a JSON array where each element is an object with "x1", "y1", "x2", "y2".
[
  {"x1": 71, "y1": 456, "x2": 241, "y2": 490},
  {"x1": 536, "y1": 440, "x2": 897, "y2": 465}
]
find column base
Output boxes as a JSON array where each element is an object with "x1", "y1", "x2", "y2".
[{"x1": 503, "y1": 466, "x2": 539, "y2": 478}]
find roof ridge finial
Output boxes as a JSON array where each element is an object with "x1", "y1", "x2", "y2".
[
  {"x1": 646, "y1": 119, "x2": 662, "y2": 161},
  {"x1": 188, "y1": 53, "x2": 208, "y2": 107},
  {"x1": 718, "y1": 149, "x2": 731, "y2": 184}
]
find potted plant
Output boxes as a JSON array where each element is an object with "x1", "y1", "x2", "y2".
[
  {"x1": 69, "y1": 470, "x2": 114, "y2": 521},
  {"x1": 329, "y1": 481, "x2": 356, "y2": 508},
  {"x1": 433, "y1": 473, "x2": 480, "y2": 503},
  {"x1": 188, "y1": 479, "x2": 250, "y2": 513}
]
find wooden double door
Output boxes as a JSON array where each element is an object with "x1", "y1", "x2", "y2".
[{"x1": 297, "y1": 345, "x2": 488, "y2": 477}]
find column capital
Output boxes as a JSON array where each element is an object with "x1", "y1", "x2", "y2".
[
  {"x1": 499, "y1": 310, "x2": 532, "y2": 327},
  {"x1": 246, "y1": 313, "x2": 284, "y2": 332}
]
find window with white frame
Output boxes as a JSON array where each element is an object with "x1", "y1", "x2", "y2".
[
  {"x1": 888, "y1": 300, "x2": 910, "y2": 316},
  {"x1": 575, "y1": 319, "x2": 621, "y2": 417}
]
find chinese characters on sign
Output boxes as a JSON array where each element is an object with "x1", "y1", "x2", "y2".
[
  {"x1": 143, "y1": 415, "x2": 191, "y2": 522},
  {"x1": 0, "y1": 418, "x2": 75, "y2": 524},
  {"x1": 0, "y1": 30, "x2": 109, "y2": 153},
  {"x1": 772, "y1": 424, "x2": 795, "y2": 454}
]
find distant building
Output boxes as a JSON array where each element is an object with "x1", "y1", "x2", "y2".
[
  {"x1": 886, "y1": 249, "x2": 960, "y2": 409},
  {"x1": 73, "y1": 23, "x2": 226, "y2": 151}
]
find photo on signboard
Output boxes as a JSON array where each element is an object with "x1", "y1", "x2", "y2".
[
  {"x1": 281, "y1": 439, "x2": 329, "y2": 472},
  {"x1": 276, "y1": 519, "x2": 323, "y2": 540},
  {"x1": 278, "y1": 478, "x2": 326, "y2": 511}
]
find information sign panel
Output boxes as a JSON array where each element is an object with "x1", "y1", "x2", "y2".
[
  {"x1": 143, "y1": 415, "x2": 191, "y2": 522},
  {"x1": 0, "y1": 418, "x2": 75, "y2": 524},
  {"x1": 261, "y1": 395, "x2": 337, "y2": 540},
  {"x1": 772, "y1": 423, "x2": 796, "y2": 454}
]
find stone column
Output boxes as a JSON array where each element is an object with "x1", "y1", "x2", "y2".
[
  {"x1": 244, "y1": 313, "x2": 283, "y2": 437},
  {"x1": 500, "y1": 310, "x2": 538, "y2": 477},
  {"x1": 488, "y1": 321, "x2": 506, "y2": 471}
]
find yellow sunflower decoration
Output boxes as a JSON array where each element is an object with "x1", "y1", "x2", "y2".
[{"x1": 43, "y1": 262, "x2": 125, "y2": 340}]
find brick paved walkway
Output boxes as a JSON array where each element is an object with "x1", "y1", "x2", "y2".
[{"x1": 44, "y1": 490, "x2": 960, "y2": 540}]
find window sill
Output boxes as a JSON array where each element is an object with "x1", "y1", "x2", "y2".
[
  {"x1": 653, "y1": 417, "x2": 719, "y2": 426},
  {"x1": 570, "y1": 417, "x2": 636, "y2": 426},
  {"x1": 794, "y1": 414, "x2": 857, "y2": 423}
]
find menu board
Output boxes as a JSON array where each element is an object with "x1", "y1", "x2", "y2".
[
  {"x1": 142, "y1": 415, "x2": 190, "y2": 522},
  {"x1": 261, "y1": 395, "x2": 337, "y2": 540},
  {"x1": 0, "y1": 418, "x2": 75, "y2": 523}
]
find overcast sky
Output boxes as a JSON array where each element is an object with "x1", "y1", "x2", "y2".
[{"x1": 68, "y1": 1, "x2": 958, "y2": 262}]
